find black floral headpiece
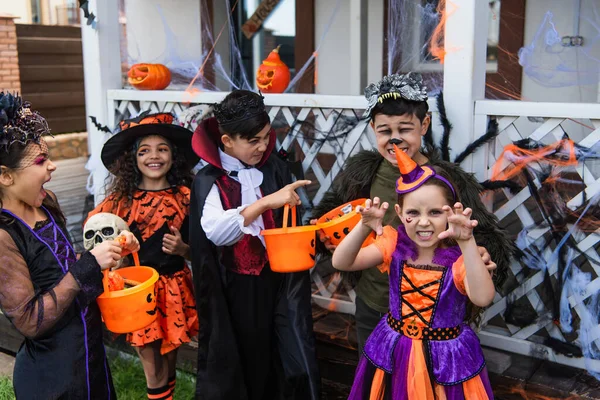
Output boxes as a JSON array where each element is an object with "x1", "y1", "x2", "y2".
[
  {"x1": 0, "y1": 92, "x2": 50, "y2": 152},
  {"x1": 213, "y1": 91, "x2": 267, "y2": 129},
  {"x1": 364, "y1": 73, "x2": 428, "y2": 118}
]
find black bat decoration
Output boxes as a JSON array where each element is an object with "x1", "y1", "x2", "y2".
[{"x1": 89, "y1": 116, "x2": 111, "y2": 133}]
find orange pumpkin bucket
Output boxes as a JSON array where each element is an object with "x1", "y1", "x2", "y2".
[
  {"x1": 97, "y1": 251, "x2": 159, "y2": 334},
  {"x1": 261, "y1": 205, "x2": 319, "y2": 273},
  {"x1": 317, "y1": 199, "x2": 376, "y2": 247}
]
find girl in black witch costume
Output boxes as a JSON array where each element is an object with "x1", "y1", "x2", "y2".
[
  {"x1": 190, "y1": 90, "x2": 321, "y2": 400},
  {"x1": 86, "y1": 112, "x2": 199, "y2": 400},
  {"x1": 0, "y1": 92, "x2": 139, "y2": 399}
]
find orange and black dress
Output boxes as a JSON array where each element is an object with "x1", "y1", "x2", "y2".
[
  {"x1": 349, "y1": 225, "x2": 493, "y2": 399},
  {"x1": 87, "y1": 186, "x2": 198, "y2": 354}
]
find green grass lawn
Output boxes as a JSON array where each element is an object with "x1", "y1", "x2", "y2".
[
  {"x1": 0, "y1": 377, "x2": 14, "y2": 400},
  {"x1": 0, "y1": 351, "x2": 195, "y2": 400}
]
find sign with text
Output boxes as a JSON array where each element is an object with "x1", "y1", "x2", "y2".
[{"x1": 241, "y1": 0, "x2": 282, "y2": 39}]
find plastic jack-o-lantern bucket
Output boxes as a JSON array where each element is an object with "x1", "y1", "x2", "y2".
[
  {"x1": 261, "y1": 205, "x2": 319, "y2": 273},
  {"x1": 317, "y1": 199, "x2": 376, "y2": 247},
  {"x1": 97, "y1": 264, "x2": 159, "y2": 334}
]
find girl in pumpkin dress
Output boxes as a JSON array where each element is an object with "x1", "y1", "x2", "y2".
[
  {"x1": 86, "y1": 113, "x2": 199, "y2": 400},
  {"x1": 332, "y1": 145, "x2": 495, "y2": 399}
]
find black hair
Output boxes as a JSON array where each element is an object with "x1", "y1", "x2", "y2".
[
  {"x1": 370, "y1": 98, "x2": 429, "y2": 123},
  {"x1": 0, "y1": 141, "x2": 65, "y2": 225},
  {"x1": 106, "y1": 135, "x2": 192, "y2": 206},
  {"x1": 217, "y1": 90, "x2": 270, "y2": 140}
]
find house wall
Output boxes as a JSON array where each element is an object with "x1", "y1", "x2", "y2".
[
  {"x1": 0, "y1": 2, "x2": 32, "y2": 24},
  {"x1": 314, "y1": 0, "x2": 383, "y2": 95},
  {"x1": 521, "y1": 0, "x2": 600, "y2": 103},
  {"x1": 123, "y1": 0, "x2": 202, "y2": 70}
]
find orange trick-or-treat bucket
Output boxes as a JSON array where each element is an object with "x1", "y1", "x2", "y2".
[
  {"x1": 97, "y1": 249, "x2": 159, "y2": 334},
  {"x1": 317, "y1": 199, "x2": 376, "y2": 247},
  {"x1": 261, "y1": 205, "x2": 319, "y2": 273}
]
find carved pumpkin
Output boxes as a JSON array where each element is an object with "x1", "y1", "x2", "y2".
[
  {"x1": 256, "y1": 46, "x2": 290, "y2": 93},
  {"x1": 128, "y1": 63, "x2": 171, "y2": 90}
]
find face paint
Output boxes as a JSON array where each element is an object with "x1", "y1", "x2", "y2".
[{"x1": 17, "y1": 140, "x2": 50, "y2": 169}]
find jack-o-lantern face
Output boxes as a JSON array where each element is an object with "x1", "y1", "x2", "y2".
[
  {"x1": 256, "y1": 46, "x2": 290, "y2": 93},
  {"x1": 128, "y1": 63, "x2": 172, "y2": 90},
  {"x1": 402, "y1": 319, "x2": 423, "y2": 340},
  {"x1": 309, "y1": 238, "x2": 316, "y2": 260},
  {"x1": 146, "y1": 290, "x2": 157, "y2": 316}
]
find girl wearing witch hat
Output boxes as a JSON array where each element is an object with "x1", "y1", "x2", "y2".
[
  {"x1": 0, "y1": 92, "x2": 139, "y2": 398},
  {"x1": 333, "y1": 146, "x2": 495, "y2": 399},
  {"x1": 86, "y1": 112, "x2": 199, "y2": 400}
]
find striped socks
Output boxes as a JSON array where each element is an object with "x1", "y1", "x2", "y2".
[{"x1": 147, "y1": 383, "x2": 172, "y2": 400}]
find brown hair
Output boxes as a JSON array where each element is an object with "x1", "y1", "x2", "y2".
[{"x1": 397, "y1": 166, "x2": 457, "y2": 208}]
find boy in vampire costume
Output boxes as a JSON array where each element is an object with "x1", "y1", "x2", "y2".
[{"x1": 189, "y1": 90, "x2": 320, "y2": 400}]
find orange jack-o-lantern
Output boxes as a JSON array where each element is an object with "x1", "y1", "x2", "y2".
[
  {"x1": 256, "y1": 46, "x2": 290, "y2": 93},
  {"x1": 128, "y1": 63, "x2": 172, "y2": 90}
]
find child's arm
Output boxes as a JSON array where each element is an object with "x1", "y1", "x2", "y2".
[
  {"x1": 240, "y1": 180, "x2": 311, "y2": 226},
  {"x1": 332, "y1": 198, "x2": 386, "y2": 272},
  {"x1": 439, "y1": 203, "x2": 495, "y2": 307}
]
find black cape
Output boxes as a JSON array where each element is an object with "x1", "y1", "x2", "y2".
[{"x1": 190, "y1": 119, "x2": 320, "y2": 400}]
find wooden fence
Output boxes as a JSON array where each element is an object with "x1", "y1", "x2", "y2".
[{"x1": 16, "y1": 24, "x2": 86, "y2": 134}]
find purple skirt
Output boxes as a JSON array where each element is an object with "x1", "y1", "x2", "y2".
[{"x1": 348, "y1": 335, "x2": 494, "y2": 399}]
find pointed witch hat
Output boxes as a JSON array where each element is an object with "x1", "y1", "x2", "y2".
[{"x1": 393, "y1": 144, "x2": 456, "y2": 200}]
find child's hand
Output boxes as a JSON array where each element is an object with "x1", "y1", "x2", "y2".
[
  {"x1": 264, "y1": 180, "x2": 311, "y2": 209},
  {"x1": 90, "y1": 241, "x2": 122, "y2": 271},
  {"x1": 116, "y1": 231, "x2": 140, "y2": 256},
  {"x1": 163, "y1": 226, "x2": 189, "y2": 256},
  {"x1": 356, "y1": 197, "x2": 388, "y2": 236},
  {"x1": 438, "y1": 203, "x2": 478, "y2": 242},
  {"x1": 310, "y1": 218, "x2": 337, "y2": 252}
]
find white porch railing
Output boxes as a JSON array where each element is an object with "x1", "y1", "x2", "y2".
[
  {"x1": 474, "y1": 99, "x2": 600, "y2": 374},
  {"x1": 107, "y1": 90, "x2": 600, "y2": 373},
  {"x1": 107, "y1": 89, "x2": 441, "y2": 316}
]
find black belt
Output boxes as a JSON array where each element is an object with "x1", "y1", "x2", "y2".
[{"x1": 387, "y1": 313, "x2": 460, "y2": 340}]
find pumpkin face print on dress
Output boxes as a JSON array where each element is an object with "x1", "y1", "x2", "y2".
[
  {"x1": 128, "y1": 63, "x2": 172, "y2": 90},
  {"x1": 255, "y1": 46, "x2": 290, "y2": 93},
  {"x1": 402, "y1": 319, "x2": 423, "y2": 340}
]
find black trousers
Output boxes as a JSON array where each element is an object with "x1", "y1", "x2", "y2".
[
  {"x1": 224, "y1": 266, "x2": 320, "y2": 400},
  {"x1": 355, "y1": 295, "x2": 386, "y2": 356}
]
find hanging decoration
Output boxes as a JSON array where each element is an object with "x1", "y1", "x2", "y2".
[
  {"x1": 127, "y1": 63, "x2": 172, "y2": 90},
  {"x1": 242, "y1": 0, "x2": 283, "y2": 39},
  {"x1": 78, "y1": 0, "x2": 97, "y2": 29},
  {"x1": 255, "y1": 46, "x2": 290, "y2": 93}
]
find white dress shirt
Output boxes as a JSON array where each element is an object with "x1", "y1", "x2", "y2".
[{"x1": 201, "y1": 149, "x2": 267, "y2": 247}]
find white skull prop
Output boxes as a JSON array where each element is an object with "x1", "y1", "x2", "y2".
[{"x1": 83, "y1": 213, "x2": 130, "y2": 251}]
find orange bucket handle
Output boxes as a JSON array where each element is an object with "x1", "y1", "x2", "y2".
[
  {"x1": 282, "y1": 204, "x2": 297, "y2": 230},
  {"x1": 102, "y1": 236, "x2": 141, "y2": 294}
]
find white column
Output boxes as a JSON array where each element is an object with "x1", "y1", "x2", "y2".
[
  {"x1": 442, "y1": 0, "x2": 489, "y2": 175},
  {"x1": 349, "y1": 0, "x2": 367, "y2": 95},
  {"x1": 80, "y1": 0, "x2": 122, "y2": 204}
]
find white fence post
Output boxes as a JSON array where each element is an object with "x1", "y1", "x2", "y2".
[
  {"x1": 80, "y1": 0, "x2": 122, "y2": 204},
  {"x1": 442, "y1": 0, "x2": 489, "y2": 174}
]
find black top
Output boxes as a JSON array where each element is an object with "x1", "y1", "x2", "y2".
[{"x1": 0, "y1": 208, "x2": 115, "y2": 399}]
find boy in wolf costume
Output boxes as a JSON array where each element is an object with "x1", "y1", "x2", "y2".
[{"x1": 311, "y1": 73, "x2": 515, "y2": 354}]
